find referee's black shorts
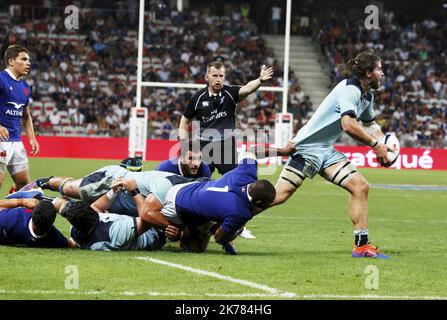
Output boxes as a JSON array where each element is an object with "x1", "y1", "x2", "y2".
[{"x1": 200, "y1": 137, "x2": 237, "y2": 175}]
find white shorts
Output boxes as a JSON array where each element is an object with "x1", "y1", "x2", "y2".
[
  {"x1": 0, "y1": 141, "x2": 29, "y2": 173},
  {"x1": 161, "y1": 182, "x2": 196, "y2": 225}
]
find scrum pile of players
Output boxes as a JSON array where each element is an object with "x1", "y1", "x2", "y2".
[{"x1": 0, "y1": 146, "x2": 277, "y2": 255}]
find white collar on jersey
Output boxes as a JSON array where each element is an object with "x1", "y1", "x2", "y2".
[
  {"x1": 28, "y1": 219, "x2": 46, "y2": 239},
  {"x1": 177, "y1": 158, "x2": 184, "y2": 176},
  {"x1": 246, "y1": 184, "x2": 253, "y2": 202},
  {"x1": 5, "y1": 68, "x2": 20, "y2": 81},
  {"x1": 207, "y1": 87, "x2": 222, "y2": 98}
]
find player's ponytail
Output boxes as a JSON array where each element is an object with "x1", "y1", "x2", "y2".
[
  {"x1": 340, "y1": 59, "x2": 356, "y2": 78},
  {"x1": 339, "y1": 49, "x2": 381, "y2": 80}
]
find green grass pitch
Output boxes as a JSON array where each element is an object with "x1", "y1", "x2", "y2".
[{"x1": 0, "y1": 157, "x2": 446, "y2": 300}]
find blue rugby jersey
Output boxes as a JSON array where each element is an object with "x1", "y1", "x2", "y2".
[
  {"x1": 0, "y1": 70, "x2": 31, "y2": 141},
  {"x1": 0, "y1": 207, "x2": 67, "y2": 248},
  {"x1": 174, "y1": 157, "x2": 257, "y2": 234},
  {"x1": 156, "y1": 157, "x2": 212, "y2": 179}
]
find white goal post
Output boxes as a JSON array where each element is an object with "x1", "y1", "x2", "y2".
[{"x1": 129, "y1": 0, "x2": 293, "y2": 160}]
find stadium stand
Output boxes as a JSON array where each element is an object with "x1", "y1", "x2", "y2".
[
  {"x1": 0, "y1": 1, "x2": 444, "y2": 148},
  {"x1": 312, "y1": 13, "x2": 446, "y2": 148},
  {"x1": 0, "y1": 2, "x2": 306, "y2": 142}
]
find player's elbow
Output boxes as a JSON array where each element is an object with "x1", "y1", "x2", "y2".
[{"x1": 341, "y1": 116, "x2": 356, "y2": 134}]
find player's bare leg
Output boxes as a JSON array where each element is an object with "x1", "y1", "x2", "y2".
[
  {"x1": 0, "y1": 170, "x2": 6, "y2": 191},
  {"x1": 272, "y1": 165, "x2": 305, "y2": 206},
  {"x1": 321, "y1": 161, "x2": 367, "y2": 230},
  {"x1": 322, "y1": 161, "x2": 389, "y2": 258},
  {"x1": 36, "y1": 176, "x2": 82, "y2": 199},
  {"x1": 10, "y1": 168, "x2": 30, "y2": 191}
]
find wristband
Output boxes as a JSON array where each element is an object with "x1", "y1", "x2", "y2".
[
  {"x1": 259, "y1": 78, "x2": 267, "y2": 84},
  {"x1": 106, "y1": 189, "x2": 117, "y2": 201},
  {"x1": 129, "y1": 188, "x2": 141, "y2": 197},
  {"x1": 369, "y1": 138, "x2": 379, "y2": 149}
]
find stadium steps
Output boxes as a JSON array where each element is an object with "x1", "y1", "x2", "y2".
[{"x1": 263, "y1": 35, "x2": 331, "y2": 106}]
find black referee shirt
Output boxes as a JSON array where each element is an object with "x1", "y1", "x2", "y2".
[{"x1": 183, "y1": 85, "x2": 241, "y2": 141}]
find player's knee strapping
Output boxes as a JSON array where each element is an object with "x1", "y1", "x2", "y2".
[
  {"x1": 59, "y1": 178, "x2": 74, "y2": 196},
  {"x1": 330, "y1": 161, "x2": 358, "y2": 187},
  {"x1": 279, "y1": 165, "x2": 304, "y2": 189}
]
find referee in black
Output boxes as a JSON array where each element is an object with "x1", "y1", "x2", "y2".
[{"x1": 179, "y1": 60, "x2": 274, "y2": 175}]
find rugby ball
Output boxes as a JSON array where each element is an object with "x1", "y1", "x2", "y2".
[{"x1": 380, "y1": 134, "x2": 400, "y2": 165}]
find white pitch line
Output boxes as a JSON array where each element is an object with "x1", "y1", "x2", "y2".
[
  {"x1": 258, "y1": 215, "x2": 447, "y2": 224},
  {"x1": 0, "y1": 289, "x2": 291, "y2": 298},
  {"x1": 135, "y1": 257, "x2": 296, "y2": 298},
  {"x1": 302, "y1": 294, "x2": 447, "y2": 300},
  {"x1": 1, "y1": 289, "x2": 446, "y2": 300},
  {"x1": 298, "y1": 191, "x2": 447, "y2": 198}
]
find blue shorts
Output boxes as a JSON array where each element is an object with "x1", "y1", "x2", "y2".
[{"x1": 286, "y1": 145, "x2": 347, "y2": 179}]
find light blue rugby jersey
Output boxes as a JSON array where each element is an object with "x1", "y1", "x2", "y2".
[
  {"x1": 70, "y1": 213, "x2": 165, "y2": 251},
  {"x1": 291, "y1": 78, "x2": 376, "y2": 147},
  {"x1": 110, "y1": 171, "x2": 194, "y2": 216}
]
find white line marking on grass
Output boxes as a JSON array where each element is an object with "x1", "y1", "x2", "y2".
[
  {"x1": 0, "y1": 289, "x2": 292, "y2": 298},
  {"x1": 258, "y1": 215, "x2": 447, "y2": 224},
  {"x1": 135, "y1": 257, "x2": 296, "y2": 298},
  {"x1": 302, "y1": 294, "x2": 447, "y2": 300},
  {"x1": 1, "y1": 289, "x2": 446, "y2": 300},
  {"x1": 299, "y1": 191, "x2": 447, "y2": 198}
]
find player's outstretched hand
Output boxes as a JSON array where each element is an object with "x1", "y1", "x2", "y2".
[
  {"x1": 165, "y1": 224, "x2": 182, "y2": 241},
  {"x1": 23, "y1": 198, "x2": 40, "y2": 209},
  {"x1": 259, "y1": 65, "x2": 274, "y2": 83},
  {"x1": 277, "y1": 141, "x2": 296, "y2": 156},
  {"x1": 0, "y1": 125, "x2": 9, "y2": 142},
  {"x1": 111, "y1": 177, "x2": 124, "y2": 192}
]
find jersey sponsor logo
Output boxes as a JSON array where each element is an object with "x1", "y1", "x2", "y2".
[
  {"x1": 202, "y1": 111, "x2": 227, "y2": 123},
  {"x1": 7, "y1": 102, "x2": 25, "y2": 109},
  {"x1": 202, "y1": 101, "x2": 209, "y2": 107},
  {"x1": 5, "y1": 109, "x2": 23, "y2": 116},
  {"x1": 360, "y1": 99, "x2": 369, "y2": 108}
]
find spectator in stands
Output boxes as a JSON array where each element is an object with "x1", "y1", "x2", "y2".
[{"x1": 269, "y1": 2, "x2": 282, "y2": 35}]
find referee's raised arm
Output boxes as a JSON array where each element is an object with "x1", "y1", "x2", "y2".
[{"x1": 238, "y1": 64, "x2": 274, "y2": 101}]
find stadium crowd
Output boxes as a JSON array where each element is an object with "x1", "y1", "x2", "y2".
[
  {"x1": 313, "y1": 13, "x2": 447, "y2": 148},
  {"x1": 0, "y1": 2, "x2": 445, "y2": 148},
  {"x1": 0, "y1": 2, "x2": 304, "y2": 142}
]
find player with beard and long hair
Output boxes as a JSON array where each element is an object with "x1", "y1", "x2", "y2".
[{"x1": 253, "y1": 49, "x2": 393, "y2": 259}]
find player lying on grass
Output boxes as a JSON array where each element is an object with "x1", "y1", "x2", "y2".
[
  {"x1": 30, "y1": 147, "x2": 212, "y2": 203},
  {"x1": 0, "y1": 190, "x2": 76, "y2": 248},
  {"x1": 22, "y1": 158, "x2": 196, "y2": 218},
  {"x1": 156, "y1": 144, "x2": 255, "y2": 240},
  {"x1": 133, "y1": 151, "x2": 276, "y2": 255},
  {"x1": 251, "y1": 50, "x2": 393, "y2": 259},
  {"x1": 58, "y1": 177, "x2": 181, "y2": 251},
  {"x1": 20, "y1": 157, "x2": 144, "y2": 202}
]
